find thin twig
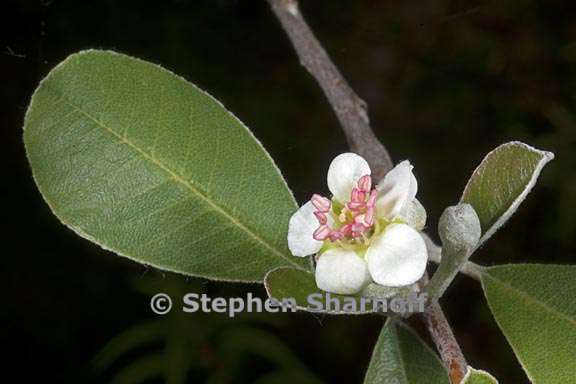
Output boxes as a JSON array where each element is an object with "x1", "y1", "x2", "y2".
[
  {"x1": 424, "y1": 300, "x2": 468, "y2": 383},
  {"x1": 266, "y1": 1, "x2": 467, "y2": 382},
  {"x1": 266, "y1": 0, "x2": 393, "y2": 180},
  {"x1": 418, "y1": 273, "x2": 468, "y2": 383}
]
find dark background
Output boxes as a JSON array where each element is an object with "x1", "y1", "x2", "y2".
[{"x1": 2, "y1": 0, "x2": 575, "y2": 383}]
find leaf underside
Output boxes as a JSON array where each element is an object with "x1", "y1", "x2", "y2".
[
  {"x1": 462, "y1": 367, "x2": 498, "y2": 384},
  {"x1": 461, "y1": 141, "x2": 553, "y2": 244},
  {"x1": 264, "y1": 267, "x2": 377, "y2": 315},
  {"x1": 363, "y1": 319, "x2": 449, "y2": 384},
  {"x1": 481, "y1": 264, "x2": 576, "y2": 384},
  {"x1": 24, "y1": 50, "x2": 308, "y2": 282}
]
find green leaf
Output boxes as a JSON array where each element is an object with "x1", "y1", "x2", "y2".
[
  {"x1": 264, "y1": 267, "x2": 325, "y2": 312},
  {"x1": 217, "y1": 326, "x2": 315, "y2": 373},
  {"x1": 92, "y1": 320, "x2": 165, "y2": 371},
  {"x1": 264, "y1": 267, "x2": 368, "y2": 314},
  {"x1": 462, "y1": 367, "x2": 498, "y2": 384},
  {"x1": 252, "y1": 371, "x2": 323, "y2": 384},
  {"x1": 109, "y1": 354, "x2": 165, "y2": 384},
  {"x1": 264, "y1": 267, "x2": 417, "y2": 315},
  {"x1": 363, "y1": 320, "x2": 449, "y2": 384},
  {"x1": 481, "y1": 264, "x2": 576, "y2": 384},
  {"x1": 461, "y1": 141, "x2": 553, "y2": 244},
  {"x1": 24, "y1": 50, "x2": 308, "y2": 282}
]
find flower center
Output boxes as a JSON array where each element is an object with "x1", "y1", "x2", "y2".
[{"x1": 311, "y1": 174, "x2": 378, "y2": 243}]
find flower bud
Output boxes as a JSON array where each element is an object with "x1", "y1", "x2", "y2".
[{"x1": 438, "y1": 203, "x2": 481, "y2": 253}]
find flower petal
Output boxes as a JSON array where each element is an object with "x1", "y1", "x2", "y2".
[
  {"x1": 397, "y1": 198, "x2": 427, "y2": 231},
  {"x1": 288, "y1": 201, "x2": 323, "y2": 257},
  {"x1": 327, "y1": 153, "x2": 371, "y2": 203},
  {"x1": 376, "y1": 160, "x2": 418, "y2": 220},
  {"x1": 366, "y1": 223, "x2": 427, "y2": 287},
  {"x1": 315, "y1": 248, "x2": 372, "y2": 294}
]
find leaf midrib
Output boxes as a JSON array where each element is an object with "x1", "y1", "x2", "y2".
[
  {"x1": 53, "y1": 93, "x2": 302, "y2": 271},
  {"x1": 483, "y1": 272, "x2": 576, "y2": 328},
  {"x1": 392, "y1": 323, "x2": 410, "y2": 384}
]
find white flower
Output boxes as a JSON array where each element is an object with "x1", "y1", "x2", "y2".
[{"x1": 287, "y1": 153, "x2": 428, "y2": 294}]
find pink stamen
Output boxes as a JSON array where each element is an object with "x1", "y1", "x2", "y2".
[
  {"x1": 351, "y1": 230, "x2": 363, "y2": 238},
  {"x1": 310, "y1": 174, "x2": 378, "y2": 243},
  {"x1": 351, "y1": 188, "x2": 366, "y2": 203},
  {"x1": 367, "y1": 190, "x2": 378, "y2": 207},
  {"x1": 340, "y1": 224, "x2": 353, "y2": 236},
  {"x1": 354, "y1": 214, "x2": 366, "y2": 224},
  {"x1": 314, "y1": 211, "x2": 328, "y2": 225},
  {"x1": 347, "y1": 201, "x2": 364, "y2": 211},
  {"x1": 311, "y1": 194, "x2": 331, "y2": 212},
  {"x1": 365, "y1": 206, "x2": 375, "y2": 226},
  {"x1": 352, "y1": 222, "x2": 367, "y2": 233},
  {"x1": 313, "y1": 225, "x2": 331, "y2": 241},
  {"x1": 328, "y1": 231, "x2": 344, "y2": 241},
  {"x1": 358, "y1": 175, "x2": 372, "y2": 192}
]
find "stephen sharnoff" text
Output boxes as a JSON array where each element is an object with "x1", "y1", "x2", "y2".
[{"x1": 150, "y1": 292, "x2": 428, "y2": 317}]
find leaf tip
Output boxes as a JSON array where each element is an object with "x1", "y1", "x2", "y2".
[{"x1": 507, "y1": 140, "x2": 555, "y2": 162}]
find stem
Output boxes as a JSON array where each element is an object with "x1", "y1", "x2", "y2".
[
  {"x1": 423, "y1": 233, "x2": 483, "y2": 282},
  {"x1": 266, "y1": 1, "x2": 467, "y2": 382},
  {"x1": 424, "y1": 300, "x2": 468, "y2": 383},
  {"x1": 419, "y1": 273, "x2": 468, "y2": 383},
  {"x1": 425, "y1": 246, "x2": 484, "y2": 303},
  {"x1": 266, "y1": 0, "x2": 392, "y2": 180}
]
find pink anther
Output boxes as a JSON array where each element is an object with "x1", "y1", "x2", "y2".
[
  {"x1": 351, "y1": 188, "x2": 366, "y2": 203},
  {"x1": 310, "y1": 174, "x2": 378, "y2": 243},
  {"x1": 328, "y1": 231, "x2": 344, "y2": 242},
  {"x1": 313, "y1": 225, "x2": 331, "y2": 241},
  {"x1": 314, "y1": 211, "x2": 328, "y2": 225},
  {"x1": 357, "y1": 175, "x2": 372, "y2": 192},
  {"x1": 311, "y1": 194, "x2": 331, "y2": 212}
]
